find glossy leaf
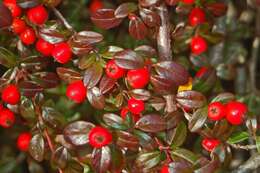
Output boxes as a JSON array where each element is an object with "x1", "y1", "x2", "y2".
[
  {"x1": 135, "y1": 114, "x2": 166, "y2": 133},
  {"x1": 29, "y1": 134, "x2": 45, "y2": 162},
  {"x1": 188, "y1": 106, "x2": 208, "y2": 132},
  {"x1": 176, "y1": 90, "x2": 207, "y2": 109},
  {"x1": 134, "y1": 45, "x2": 157, "y2": 57},
  {"x1": 63, "y1": 121, "x2": 95, "y2": 146},
  {"x1": 139, "y1": 0, "x2": 160, "y2": 7},
  {"x1": 18, "y1": 81, "x2": 44, "y2": 97},
  {"x1": 194, "y1": 154, "x2": 220, "y2": 173},
  {"x1": 78, "y1": 53, "x2": 96, "y2": 70},
  {"x1": 0, "y1": 4, "x2": 12, "y2": 29},
  {"x1": 52, "y1": 146, "x2": 70, "y2": 169},
  {"x1": 139, "y1": 8, "x2": 161, "y2": 27},
  {"x1": 92, "y1": 147, "x2": 111, "y2": 173},
  {"x1": 129, "y1": 16, "x2": 148, "y2": 40},
  {"x1": 211, "y1": 92, "x2": 235, "y2": 103},
  {"x1": 42, "y1": 106, "x2": 65, "y2": 129},
  {"x1": 149, "y1": 96, "x2": 165, "y2": 111},
  {"x1": 227, "y1": 132, "x2": 249, "y2": 144},
  {"x1": 87, "y1": 87, "x2": 105, "y2": 109},
  {"x1": 134, "y1": 130, "x2": 157, "y2": 150},
  {"x1": 56, "y1": 67, "x2": 82, "y2": 84},
  {"x1": 99, "y1": 75, "x2": 116, "y2": 94},
  {"x1": 171, "y1": 121, "x2": 187, "y2": 147},
  {"x1": 116, "y1": 131, "x2": 139, "y2": 151},
  {"x1": 171, "y1": 148, "x2": 198, "y2": 165},
  {"x1": 83, "y1": 63, "x2": 103, "y2": 89},
  {"x1": 31, "y1": 72, "x2": 60, "y2": 89},
  {"x1": 114, "y1": 49, "x2": 144, "y2": 69},
  {"x1": 135, "y1": 151, "x2": 161, "y2": 171},
  {"x1": 103, "y1": 113, "x2": 127, "y2": 130},
  {"x1": 115, "y1": 3, "x2": 137, "y2": 18},
  {"x1": 0, "y1": 47, "x2": 17, "y2": 68},
  {"x1": 20, "y1": 97, "x2": 36, "y2": 122},
  {"x1": 110, "y1": 146, "x2": 125, "y2": 172},
  {"x1": 150, "y1": 75, "x2": 177, "y2": 95},
  {"x1": 129, "y1": 89, "x2": 151, "y2": 101},
  {"x1": 17, "y1": 0, "x2": 39, "y2": 8},
  {"x1": 72, "y1": 31, "x2": 103, "y2": 45}
]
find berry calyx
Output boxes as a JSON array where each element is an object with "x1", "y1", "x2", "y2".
[
  {"x1": 19, "y1": 27, "x2": 36, "y2": 45},
  {"x1": 11, "y1": 18, "x2": 27, "y2": 34},
  {"x1": 127, "y1": 67, "x2": 150, "y2": 89},
  {"x1": 189, "y1": 7, "x2": 206, "y2": 26},
  {"x1": 2, "y1": 84, "x2": 20, "y2": 105},
  {"x1": 105, "y1": 59, "x2": 126, "y2": 79},
  {"x1": 160, "y1": 165, "x2": 169, "y2": 173},
  {"x1": 120, "y1": 107, "x2": 140, "y2": 122},
  {"x1": 52, "y1": 42, "x2": 72, "y2": 64},
  {"x1": 88, "y1": 126, "x2": 112, "y2": 148},
  {"x1": 89, "y1": 0, "x2": 103, "y2": 13},
  {"x1": 128, "y1": 98, "x2": 145, "y2": 115},
  {"x1": 66, "y1": 81, "x2": 87, "y2": 103},
  {"x1": 202, "y1": 138, "x2": 220, "y2": 152},
  {"x1": 17, "y1": 132, "x2": 32, "y2": 152},
  {"x1": 27, "y1": 5, "x2": 48, "y2": 25},
  {"x1": 195, "y1": 67, "x2": 208, "y2": 78},
  {"x1": 181, "y1": 0, "x2": 195, "y2": 5},
  {"x1": 36, "y1": 39, "x2": 54, "y2": 56},
  {"x1": 208, "y1": 102, "x2": 226, "y2": 121},
  {"x1": 226, "y1": 101, "x2": 247, "y2": 125},
  {"x1": 0, "y1": 108, "x2": 15, "y2": 128},
  {"x1": 3, "y1": 0, "x2": 22, "y2": 18},
  {"x1": 190, "y1": 36, "x2": 208, "y2": 55}
]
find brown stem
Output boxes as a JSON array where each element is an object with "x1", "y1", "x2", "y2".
[
  {"x1": 51, "y1": 7, "x2": 75, "y2": 33},
  {"x1": 228, "y1": 143, "x2": 257, "y2": 150},
  {"x1": 231, "y1": 154, "x2": 260, "y2": 173},
  {"x1": 156, "y1": 3, "x2": 172, "y2": 61}
]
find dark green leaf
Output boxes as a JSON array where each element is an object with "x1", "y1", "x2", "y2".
[
  {"x1": 52, "y1": 146, "x2": 70, "y2": 169},
  {"x1": 103, "y1": 113, "x2": 128, "y2": 130},
  {"x1": 135, "y1": 151, "x2": 161, "y2": 171},
  {"x1": 227, "y1": 132, "x2": 249, "y2": 144},
  {"x1": 188, "y1": 106, "x2": 208, "y2": 132},
  {"x1": 171, "y1": 148, "x2": 198, "y2": 165},
  {"x1": 171, "y1": 121, "x2": 187, "y2": 147},
  {"x1": 0, "y1": 47, "x2": 17, "y2": 68}
]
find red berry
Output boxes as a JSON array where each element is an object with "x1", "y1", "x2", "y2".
[
  {"x1": 128, "y1": 98, "x2": 145, "y2": 115},
  {"x1": 2, "y1": 84, "x2": 20, "y2": 105},
  {"x1": 3, "y1": 0, "x2": 16, "y2": 3},
  {"x1": 0, "y1": 104, "x2": 4, "y2": 111},
  {"x1": 202, "y1": 138, "x2": 220, "y2": 152},
  {"x1": 208, "y1": 102, "x2": 226, "y2": 121},
  {"x1": 52, "y1": 42, "x2": 72, "y2": 64},
  {"x1": 17, "y1": 132, "x2": 32, "y2": 151},
  {"x1": 189, "y1": 8, "x2": 206, "y2": 26},
  {"x1": 127, "y1": 68, "x2": 150, "y2": 89},
  {"x1": 12, "y1": 18, "x2": 27, "y2": 34},
  {"x1": 120, "y1": 107, "x2": 140, "y2": 122},
  {"x1": 195, "y1": 67, "x2": 208, "y2": 78},
  {"x1": 182, "y1": 0, "x2": 195, "y2": 4},
  {"x1": 88, "y1": 126, "x2": 112, "y2": 148},
  {"x1": 160, "y1": 165, "x2": 169, "y2": 173},
  {"x1": 19, "y1": 27, "x2": 36, "y2": 45},
  {"x1": 190, "y1": 36, "x2": 208, "y2": 55},
  {"x1": 0, "y1": 108, "x2": 15, "y2": 128},
  {"x1": 226, "y1": 101, "x2": 247, "y2": 125},
  {"x1": 36, "y1": 39, "x2": 54, "y2": 56},
  {"x1": 66, "y1": 81, "x2": 87, "y2": 103},
  {"x1": 27, "y1": 5, "x2": 48, "y2": 25},
  {"x1": 89, "y1": 0, "x2": 103, "y2": 13},
  {"x1": 3, "y1": 1, "x2": 22, "y2": 18},
  {"x1": 105, "y1": 59, "x2": 126, "y2": 79}
]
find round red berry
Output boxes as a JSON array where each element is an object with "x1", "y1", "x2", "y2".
[
  {"x1": 120, "y1": 107, "x2": 140, "y2": 122},
  {"x1": 88, "y1": 126, "x2": 112, "y2": 148},
  {"x1": 89, "y1": 0, "x2": 103, "y2": 13},
  {"x1": 17, "y1": 132, "x2": 32, "y2": 151},
  {"x1": 12, "y1": 18, "x2": 27, "y2": 34},
  {"x1": 36, "y1": 39, "x2": 54, "y2": 56},
  {"x1": 190, "y1": 36, "x2": 208, "y2": 55},
  {"x1": 182, "y1": 0, "x2": 195, "y2": 4},
  {"x1": 195, "y1": 67, "x2": 208, "y2": 78},
  {"x1": 105, "y1": 59, "x2": 126, "y2": 79},
  {"x1": 202, "y1": 138, "x2": 220, "y2": 152},
  {"x1": 3, "y1": 1, "x2": 22, "y2": 18},
  {"x1": 66, "y1": 81, "x2": 87, "y2": 103},
  {"x1": 0, "y1": 108, "x2": 15, "y2": 128},
  {"x1": 2, "y1": 84, "x2": 20, "y2": 105},
  {"x1": 52, "y1": 42, "x2": 72, "y2": 64},
  {"x1": 160, "y1": 165, "x2": 169, "y2": 173},
  {"x1": 27, "y1": 5, "x2": 48, "y2": 25},
  {"x1": 19, "y1": 27, "x2": 36, "y2": 45},
  {"x1": 226, "y1": 101, "x2": 247, "y2": 125},
  {"x1": 128, "y1": 98, "x2": 145, "y2": 115},
  {"x1": 208, "y1": 102, "x2": 226, "y2": 121},
  {"x1": 189, "y1": 8, "x2": 206, "y2": 26},
  {"x1": 127, "y1": 68, "x2": 150, "y2": 89}
]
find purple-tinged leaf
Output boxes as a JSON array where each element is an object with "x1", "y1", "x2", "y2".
[
  {"x1": 52, "y1": 146, "x2": 70, "y2": 169},
  {"x1": 150, "y1": 75, "x2": 177, "y2": 95},
  {"x1": 99, "y1": 75, "x2": 116, "y2": 94},
  {"x1": 114, "y1": 49, "x2": 144, "y2": 69},
  {"x1": 176, "y1": 90, "x2": 206, "y2": 109},
  {"x1": 188, "y1": 106, "x2": 207, "y2": 132},
  {"x1": 139, "y1": 8, "x2": 161, "y2": 27},
  {"x1": 83, "y1": 64, "x2": 103, "y2": 89},
  {"x1": 18, "y1": 81, "x2": 44, "y2": 97},
  {"x1": 114, "y1": 2, "x2": 137, "y2": 18},
  {"x1": 116, "y1": 131, "x2": 139, "y2": 151},
  {"x1": 135, "y1": 114, "x2": 166, "y2": 132},
  {"x1": 87, "y1": 87, "x2": 105, "y2": 110},
  {"x1": 165, "y1": 0, "x2": 179, "y2": 6},
  {"x1": 139, "y1": 0, "x2": 160, "y2": 7},
  {"x1": 129, "y1": 16, "x2": 148, "y2": 40},
  {"x1": 134, "y1": 45, "x2": 157, "y2": 57},
  {"x1": 0, "y1": 4, "x2": 12, "y2": 29},
  {"x1": 92, "y1": 147, "x2": 111, "y2": 173},
  {"x1": 135, "y1": 151, "x2": 161, "y2": 171},
  {"x1": 29, "y1": 134, "x2": 45, "y2": 162},
  {"x1": 129, "y1": 89, "x2": 151, "y2": 101}
]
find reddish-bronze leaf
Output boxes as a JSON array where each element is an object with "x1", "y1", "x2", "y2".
[
  {"x1": 188, "y1": 106, "x2": 208, "y2": 132},
  {"x1": 165, "y1": 0, "x2": 179, "y2": 6},
  {"x1": 92, "y1": 147, "x2": 111, "y2": 173},
  {"x1": 29, "y1": 134, "x2": 45, "y2": 162},
  {"x1": 139, "y1": 8, "x2": 161, "y2": 27},
  {"x1": 114, "y1": 2, "x2": 137, "y2": 18},
  {"x1": 83, "y1": 64, "x2": 103, "y2": 89},
  {"x1": 139, "y1": 0, "x2": 160, "y2": 7},
  {"x1": 135, "y1": 114, "x2": 167, "y2": 132},
  {"x1": 91, "y1": 9, "x2": 123, "y2": 29},
  {"x1": 103, "y1": 113, "x2": 127, "y2": 130},
  {"x1": 39, "y1": 21, "x2": 66, "y2": 44},
  {"x1": 0, "y1": 4, "x2": 12, "y2": 29},
  {"x1": 52, "y1": 146, "x2": 70, "y2": 169},
  {"x1": 165, "y1": 110, "x2": 183, "y2": 130},
  {"x1": 149, "y1": 96, "x2": 166, "y2": 111},
  {"x1": 99, "y1": 75, "x2": 116, "y2": 94},
  {"x1": 18, "y1": 81, "x2": 44, "y2": 97},
  {"x1": 129, "y1": 16, "x2": 148, "y2": 40},
  {"x1": 114, "y1": 49, "x2": 144, "y2": 69},
  {"x1": 135, "y1": 151, "x2": 161, "y2": 170},
  {"x1": 72, "y1": 31, "x2": 103, "y2": 44},
  {"x1": 176, "y1": 90, "x2": 206, "y2": 109},
  {"x1": 129, "y1": 89, "x2": 151, "y2": 101},
  {"x1": 116, "y1": 131, "x2": 139, "y2": 151},
  {"x1": 205, "y1": 3, "x2": 227, "y2": 17},
  {"x1": 87, "y1": 87, "x2": 105, "y2": 110},
  {"x1": 150, "y1": 75, "x2": 177, "y2": 95},
  {"x1": 134, "y1": 45, "x2": 157, "y2": 57},
  {"x1": 31, "y1": 72, "x2": 60, "y2": 88},
  {"x1": 56, "y1": 67, "x2": 82, "y2": 84}
]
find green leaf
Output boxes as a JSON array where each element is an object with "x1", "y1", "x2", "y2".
[
  {"x1": 135, "y1": 151, "x2": 161, "y2": 171},
  {"x1": 0, "y1": 47, "x2": 17, "y2": 68},
  {"x1": 171, "y1": 121, "x2": 187, "y2": 147},
  {"x1": 171, "y1": 148, "x2": 198, "y2": 165},
  {"x1": 188, "y1": 106, "x2": 208, "y2": 132},
  {"x1": 227, "y1": 132, "x2": 249, "y2": 144}
]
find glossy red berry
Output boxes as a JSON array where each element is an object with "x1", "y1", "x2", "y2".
[
  {"x1": 17, "y1": 132, "x2": 32, "y2": 152},
  {"x1": 2, "y1": 84, "x2": 20, "y2": 105},
  {"x1": 3, "y1": 0, "x2": 22, "y2": 18},
  {"x1": 0, "y1": 108, "x2": 15, "y2": 128},
  {"x1": 128, "y1": 98, "x2": 145, "y2": 115},
  {"x1": 120, "y1": 107, "x2": 140, "y2": 122},
  {"x1": 208, "y1": 102, "x2": 226, "y2": 121},
  {"x1": 202, "y1": 138, "x2": 220, "y2": 152},
  {"x1": 27, "y1": 5, "x2": 48, "y2": 25},
  {"x1": 66, "y1": 81, "x2": 87, "y2": 103},
  {"x1": 195, "y1": 67, "x2": 208, "y2": 78},
  {"x1": 127, "y1": 68, "x2": 150, "y2": 89},
  {"x1": 89, "y1": 0, "x2": 103, "y2": 13},
  {"x1": 190, "y1": 36, "x2": 208, "y2": 55},
  {"x1": 182, "y1": 0, "x2": 195, "y2": 4},
  {"x1": 88, "y1": 126, "x2": 112, "y2": 148},
  {"x1": 11, "y1": 18, "x2": 26, "y2": 34},
  {"x1": 189, "y1": 8, "x2": 206, "y2": 26},
  {"x1": 105, "y1": 59, "x2": 126, "y2": 79},
  {"x1": 226, "y1": 101, "x2": 247, "y2": 125},
  {"x1": 19, "y1": 27, "x2": 36, "y2": 45},
  {"x1": 36, "y1": 39, "x2": 54, "y2": 56},
  {"x1": 160, "y1": 165, "x2": 169, "y2": 173},
  {"x1": 52, "y1": 42, "x2": 72, "y2": 64}
]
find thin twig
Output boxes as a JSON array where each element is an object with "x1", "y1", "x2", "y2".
[
  {"x1": 51, "y1": 7, "x2": 75, "y2": 33},
  {"x1": 228, "y1": 143, "x2": 257, "y2": 150}
]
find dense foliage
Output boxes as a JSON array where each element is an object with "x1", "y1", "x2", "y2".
[{"x1": 0, "y1": 0, "x2": 260, "y2": 173}]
